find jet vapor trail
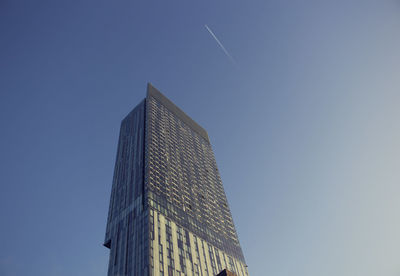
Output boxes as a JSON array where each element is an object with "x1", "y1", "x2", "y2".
[{"x1": 205, "y1": 24, "x2": 238, "y2": 67}]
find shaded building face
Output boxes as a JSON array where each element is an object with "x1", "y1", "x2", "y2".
[{"x1": 105, "y1": 84, "x2": 248, "y2": 276}]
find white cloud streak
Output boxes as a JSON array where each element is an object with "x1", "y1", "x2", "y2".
[{"x1": 205, "y1": 24, "x2": 238, "y2": 67}]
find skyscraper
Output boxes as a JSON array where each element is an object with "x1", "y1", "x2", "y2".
[{"x1": 104, "y1": 84, "x2": 249, "y2": 276}]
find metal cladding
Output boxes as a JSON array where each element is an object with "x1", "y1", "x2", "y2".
[{"x1": 104, "y1": 84, "x2": 249, "y2": 276}]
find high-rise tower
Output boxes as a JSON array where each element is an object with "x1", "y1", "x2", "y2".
[{"x1": 104, "y1": 84, "x2": 248, "y2": 276}]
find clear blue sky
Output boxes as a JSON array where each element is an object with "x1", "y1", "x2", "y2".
[{"x1": 1, "y1": 1, "x2": 399, "y2": 275}]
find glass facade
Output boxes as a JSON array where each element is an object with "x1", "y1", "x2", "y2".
[{"x1": 105, "y1": 84, "x2": 249, "y2": 276}]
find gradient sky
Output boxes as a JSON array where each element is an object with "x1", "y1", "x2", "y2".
[{"x1": 1, "y1": 1, "x2": 400, "y2": 275}]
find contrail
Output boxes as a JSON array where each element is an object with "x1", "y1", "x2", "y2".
[{"x1": 205, "y1": 24, "x2": 238, "y2": 67}]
